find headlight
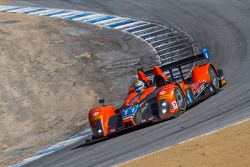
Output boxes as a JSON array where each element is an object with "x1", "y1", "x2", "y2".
[
  {"x1": 159, "y1": 100, "x2": 170, "y2": 116},
  {"x1": 162, "y1": 102, "x2": 167, "y2": 107},
  {"x1": 98, "y1": 129, "x2": 102, "y2": 134},
  {"x1": 162, "y1": 109, "x2": 167, "y2": 114}
]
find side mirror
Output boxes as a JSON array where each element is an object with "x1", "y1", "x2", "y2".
[
  {"x1": 98, "y1": 98, "x2": 105, "y2": 106},
  {"x1": 201, "y1": 47, "x2": 211, "y2": 61}
]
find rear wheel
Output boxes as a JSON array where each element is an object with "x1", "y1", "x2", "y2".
[
  {"x1": 209, "y1": 67, "x2": 219, "y2": 93},
  {"x1": 174, "y1": 86, "x2": 187, "y2": 114}
]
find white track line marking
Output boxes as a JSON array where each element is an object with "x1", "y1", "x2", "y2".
[{"x1": 11, "y1": 129, "x2": 92, "y2": 167}]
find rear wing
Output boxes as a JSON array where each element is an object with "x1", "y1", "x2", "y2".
[{"x1": 141, "y1": 48, "x2": 212, "y2": 81}]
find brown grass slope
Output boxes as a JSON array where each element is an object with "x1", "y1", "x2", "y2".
[{"x1": 0, "y1": 12, "x2": 156, "y2": 166}]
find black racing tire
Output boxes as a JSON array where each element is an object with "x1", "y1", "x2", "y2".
[
  {"x1": 209, "y1": 66, "x2": 220, "y2": 93},
  {"x1": 134, "y1": 99, "x2": 158, "y2": 124},
  {"x1": 174, "y1": 85, "x2": 187, "y2": 114}
]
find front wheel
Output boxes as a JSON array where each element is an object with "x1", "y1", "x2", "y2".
[{"x1": 134, "y1": 99, "x2": 159, "y2": 124}]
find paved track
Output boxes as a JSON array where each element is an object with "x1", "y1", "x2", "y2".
[{"x1": 3, "y1": 0, "x2": 250, "y2": 166}]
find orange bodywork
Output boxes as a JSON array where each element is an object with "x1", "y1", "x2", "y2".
[
  {"x1": 178, "y1": 83, "x2": 191, "y2": 96},
  {"x1": 123, "y1": 87, "x2": 156, "y2": 125},
  {"x1": 138, "y1": 70, "x2": 151, "y2": 87},
  {"x1": 89, "y1": 105, "x2": 118, "y2": 137},
  {"x1": 136, "y1": 87, "x2": 156, "y2": 103},
  {"x1": 124, "y1": 87, "x2": 156, "y2": 107},
  {"x1": 192, "y1": 63, "x2": 217, "y2": 84},
  {"x1": 124, "y1": 92, "x2": 138, "y2": 107},
  {"x1": 88, "y1": 62, "x2": 225, "y2": 139},
  {"x1": 157, "y1": 84, "x2": 184, "y2": 119},
  {"x1": 154, "y1": 66, "x2": 168, "y2": 80}
]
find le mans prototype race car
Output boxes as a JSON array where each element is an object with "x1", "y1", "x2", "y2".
[{"x1": 88, "y1": 48, "x2": 226, "y2": 140}]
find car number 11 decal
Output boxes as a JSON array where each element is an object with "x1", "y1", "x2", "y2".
[{"x1": 122, "y1": 105, "x2": 139, "y2": 116}]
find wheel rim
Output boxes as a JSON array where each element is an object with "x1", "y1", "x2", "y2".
[
  {"x1": 140, "y1": 103, "x2": 150, "y2": 121},
  {"x1": 209, "y1": 67, "x2": 219, "y2": 89},
  {"x1": 174, "y1": 87, "x2": 186, "y2": 111},
  {"x1": 136, "y1": 101, "x2": 157, "y2": 123},
  {"x1": 136, "y1": 101, "x2": 154, "y2": 124}
]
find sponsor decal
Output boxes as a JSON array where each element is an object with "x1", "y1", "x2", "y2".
[
  {"x1": 159, "y1": 91, "x2": 166, "y2": 95},
  {"x1": 161, "y1": 86, "x2": 170, "y2": 91},
  {"x1": 92, "y1": 112, "x2": 99, "y2": 117},
  {"x1": 170, "y1": 109, "x2": 175, "y2": 113},
  {"x1": 122, "y1": 115, "x2": 133, "y2": 120},
  {"x1": 122, "y1": 105, "x2": 139, "y2": 118},
  {"x1": 196, "y1": 83, "x2": 205, "y2": 95},
  {"x1": 191, "y1": 82, "x2": 202, "y2": 93},
  {"x1": 158, "y1": 94, "x2": 170, "y2": 100},
  {"x1": 192, "y1": 82, "x2": 208, "y2": 98},
  {"x1": 186, "y1": 89, "x2": 193, "y2": 103},
  {"x1": 171, "y1": 101, "x2": 178, "y2": 109},
  {"x1": 92, "y1": 115, "x2": 101, "y2": 121}
]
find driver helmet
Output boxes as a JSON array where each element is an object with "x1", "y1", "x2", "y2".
[{"x1": 133, "y1": 80, "x2": 145, "y2": 93}]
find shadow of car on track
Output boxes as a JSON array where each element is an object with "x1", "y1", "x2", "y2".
[{"x1": 72, "y1": 120, "x2": 167, "y2": 149}]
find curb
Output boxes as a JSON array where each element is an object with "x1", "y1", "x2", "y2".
[{"x1": 0, "y1": 5, "x2": 195, "y2": 77}]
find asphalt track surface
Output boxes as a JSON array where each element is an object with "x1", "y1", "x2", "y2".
[{"x1": 3, "y1": 0, "x2": 250, "y2": 166}]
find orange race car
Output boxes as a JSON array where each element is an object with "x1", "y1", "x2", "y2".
[{"x1": 88, "y1": 48, "x2": 226, "y2": 140}]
